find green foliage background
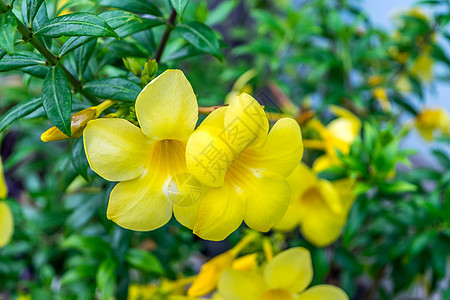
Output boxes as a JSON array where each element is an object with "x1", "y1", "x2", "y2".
[{"x1": 0, "y1": 0, "x2": 449, "y2": 299}]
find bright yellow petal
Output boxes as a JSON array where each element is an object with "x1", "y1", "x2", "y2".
[
  {"x1": 297, "y1": 285, "x2": 349, "y2": 300},
  {"x1": 240, "y1": 170, "x2": 290, "y2": 232},
  {"x1": 224, "y1": 93, "x2": 269, "y2": 155},
  {"x1": 264, "y1": 247, "x2": 313, "y2": 293},
  {"x1": 312, "y1": 154, "x2": 340, "y2": 173},
  {"x1": 135, "y1": 69, "x2": 198, "y2": 142},
  {"x1": 317, "y1": 180, "x2": 343, "y2": 215},
  {"x1": 260, "y1": 289, "x2": 295, "y2": 300},
  {"x1": 247, "y1": 118, "x2": 303, "y2": 177},
  {"x1": 327, "y1": 118, "x2": 359, "y2": 147},
  {"x1": 0, "y1": 202, "x2": 14, "y2": 248},
  {"x1": 193, "y1": 181, "x2": 246, "y2": 241},
  {"x1": 0, "y1": 158, "x2": 7, "y2": 199},
  {"x1": 186, "y1": 126, "x2": 234, "y2": 188},
  {"x1": 84, "y1": 118, "x2": 151, "y2": 182},
  {"x1": 218, "y1": 269, "x2": 267, "y2": 300},
  {"x1": 275, "y1": 164, "x2": 318, "y2": 231},
  {"x1": 107, "y1": 139, "x2": 188, "y2": 231},
  {"x1": 172, "y1": 173, "x2": 207, "y2": 229},
  {"x1": 188, "y1": 251, "x2": 235, "y2": 297},
  {"x1": 332, "y1": 178, "x2": 357, "y2": 214}
]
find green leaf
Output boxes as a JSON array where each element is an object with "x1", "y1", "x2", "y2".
[
  {"x1": 0, "y1": 53, "x2": 46, "y2": 72},
  {"x1": 100, "y1": 0, "x2": 162, "y2": 16},
  {"x1": 34, "y1": 12, "x2": 119, "y2": 38},
  {"x1": 378, "y1": 180, "x2": 417, "y2": 194},
  {"x1": 83, "y1": 78, "x2": 141, "y2": 101},
  {"x1": 0, "y1": 48, "x2": 6, "y2": 60},
  {"x1": 74, "y1": 38, "x2": 97, "y2": 78},
  {"x1": 58, "y1": 11, "x2": 139, "y2": 57},
  {"x1": 170, "y1": 0, "x2": 189, "y2": 18},
  {"x1": 0, "y1": 97, "x2": 42, "y2": 133},
  {"x1": 115, "y1": 18, "x2": 165, "y2": 38},
  {"x1": 96, "y1": 258, "x2": 117, "y2": 300},
  {"x1": 126, "y1": 249, "x2": 164, "y2": 274},
  {"x1": 42, "y1": 66, "x2": 72, "y2": 136},
  {"x1": 26, "y1": 0, "x2": 45, "y2": 25},
  {"x1": 71, "y1": 138, "x2": 89, "y2": 180},
  {"x1": 0, "y1": 12, "x2": 17, "y2": 55},
  {"x1": 176, "y1": 21, "x2": 222, "y2": 60},
  {"x1": 61, "y1": 235, "x2": 111, "y2": 257}
]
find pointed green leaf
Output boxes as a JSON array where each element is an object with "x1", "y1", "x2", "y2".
[
  {"x1": 42, "y1": 66, "x2": 72, "y2": 136},
  {"x1": 83, "y1": 78, "x2": 141, "y2": 101},
  {"x1": 26, "y1": 0, "x2": 45, "y2": 25},
  {"x1": 96, "y1": 258, "x2": 117, "y2": 300},
  {"x1": 0, "y1": 12, "x2": 17, "y2": 55},
  {"x1": 58, "y1": 11, "x2": 139, "y2": 57},
  {"x1": 0, "y1": 52, "x2": 46, "y2": 72},
  {"x1": 176, "y1": 21, "x2": 222, "y2": 60},
  {"x1": 170, "y1": 0, "x2": 189, "y2": 18},
  {"x1": 100, "y1": 0, "x2": 162, "y2": 16},
  {"x1": 34, "y1": 12, "x2": 119, "y2": 38},
  {"x1": 0, "y1": 97, "x2": 42, "y2": 133},
  {"x1": 126, "y1": 249, "x2": 164, "y2": 274}
]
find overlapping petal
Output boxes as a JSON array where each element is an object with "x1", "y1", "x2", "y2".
[
  {"x1": 136, "y1": 70, "x2": 198, "y2": 142},
  {"x1": 218, "y1": 269, "x2": 267, "y2": 300},
  {"x1": 264, "y1": 247, "x2": 313, "y2": 293},
  {"x1": 297, "y1": 285, "x2": 349, "y2": 300},
  {"x1": 84, "y1": 118, "x2": 151, "y2": 182},
  {"x1": 224, "y1": 93, "x2": 268, "y2": 154},
  {"x1": 193, "y1": 181, "x2": 246, "y2": 241},
  {"x1": 0, "y1": 202, "x2": 13, "y2": 248}
]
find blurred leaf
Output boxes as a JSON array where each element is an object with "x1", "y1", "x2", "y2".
[
  {"x1": 206, "y1": 0, "x2": 236, "y2": 26},
  {"x1": 378, "y1": 180, "x2": 417, "y2": 194},
  {"x1": 71, "y1": 139, "x2": 89, "y2": 180},
  {"x1": 0, "y1": 97, "x2": 42, "y2": 132},
  {"x1": 34, "y1": 12, "x2": 119, "y2": 38},
  {"x1": 176, "y1": 21, "x2": 222, "y2": 60},
  {"x1": 42, "y1": 66, "x2": 72, "y2": 136},
  {"x1": 97, "y1": 257, "x2": 117, "y2": 300},
  {"x1": 83, "y1": 78, "x2": 141, "y2": 101},
  {"x1": 126, "y1": 249, "x2": 164, "y2": 274},
  {"x1": 171, "y1": 0, "x2": 189, "y2": 18},
  {"x1": 62, "y1": 235, "x2": 111, "y2": 257},
  {"x1": 0, "y1": 12, "x2": 17, "y2": 55},
  {"x1": 115, "y1": 18, "x2": 165, "y2": 38},
  {"x1": 100, "y1": 0, "x2": 162, "y2": 16}
]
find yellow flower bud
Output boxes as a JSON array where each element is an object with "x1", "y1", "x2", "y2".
[
  {"x1": 232, "y1": 253, "x2": 258, "y2": 271},
  {"x1": 415, "y1": 108, "x2": 450, "y2": 141},
  {"x1": 0, "y1": 157, "x2": 7, "y2": 199},
  {"x1": 41, "y1": 100, "x2": 115, "y2": 142}
]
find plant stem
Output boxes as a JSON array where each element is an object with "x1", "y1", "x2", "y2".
[
  {"x1": 0, "y1": 1, "x2": 98, "y2": 104},
  {"x1": 154, "y1": 9, "x2": 177, "y2": 63}
]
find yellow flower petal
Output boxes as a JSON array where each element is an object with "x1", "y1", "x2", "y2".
[
  {"x1": 297, "y1": 285, "x2": 349, "y2": 300},
  {"x1": 135, "y1": 69, "x2": 198, "y2": 142},
  {"x1": 107, "y1": 139, "x2": 187, "y2": 231},
  {"x1": 247, "y1": 118, "x2": 303, "y2": 177},
  {"x1": 224, "y1": 93, "x2": 268, "y2": 155},
  {"x1": 0, "y1": 157, "x2": 7, "y2": 199},
  {"x1": 0, "y1": 202, "x2": 14, "y2": 248},
  {"x1": 193, "y1": 181, "x2": 246, "y2": 241},
  {"x1": 84, "y1": 118, "x2": 151, "y2": 182},
  {"x1": 275, "y1": 164, "x2": 316, "y2": 231},
  {"x1": 241, "y1": 170, "x2": 290, "y2": 232},
  {"x1": 260, "y1": 289, "x2": 295, "y2": 300},
  {"x1": 186, "y1": 125, "x2": 235, "y2": 188},
  {"x1": 232, "y1": 254, "x2": 258, "y2": 271},
  {"x1": 188, "y1": 251, "x2": 235, "y2": 297},
  {"x1": 218, "y1": 269, "x2": 267, "y2": 300},
  {"x1": 264, "y1": 247, "x2": 313, "y2": 293},
  {"x1": 312, "y1": 154, "x2": 340, "y2": 173}
]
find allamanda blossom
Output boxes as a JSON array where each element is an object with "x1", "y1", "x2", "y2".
[
  {"x1": 415, "y1": 108, "x2": 450, "y2": 141},
  {"x1": 186, "y1": 93, "x2": 303, "y2": 241},
  {"x1": 84, "y1": 70, "x2": 201, "y2": 231},
  {"x1": 304, "y1": 105, "x2": 361, "y2": 172},
  {"x1": 0, "y1": 156, "x2": 13, "y2": 248},
  {"x1": 218, "y1": 247, "x2": 348, "y2": 300},
  {"x1": 275, "y1": 163, "x2": 356, "y2": 247}
]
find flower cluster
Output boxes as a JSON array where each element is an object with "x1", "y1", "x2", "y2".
[{"x1": 83, "y1": 70, "x2": 303, "y2": 241}]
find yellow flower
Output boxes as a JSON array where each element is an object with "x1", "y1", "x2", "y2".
[
  {"x1": 0, "y1": 157, "x2": 13, "y2": 248},
  {"x1": 41, "y1": 100, "x2": 115, "y2": 142},
  {"x1": 368, "y1": 75, "x2": 391, "y2": 112},
  {"x1": 275, "y1": 164, "x2": 356, "y2": 247},
  {"x1": 410, "y1": 51, "x2": 433, "y2": 82},
  {"x1": 186, "y1": 93, "x2": 303, "y2": 241},
  {"x1": 305, "y1": 106, "x2": 361, "y2": 172},
  {"x1": 218, "y1": 247, "x2": 348, "y2": 300},
  {"x1": 84, "y1": 70, "x2": 201, "y2": 231},
  {"x1": 188, "y1": 232, "x2": 259, "y2": 297},
  {"x1": 415, "y1": 108, "x2": 450, "y2": 141}
]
